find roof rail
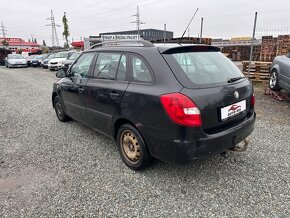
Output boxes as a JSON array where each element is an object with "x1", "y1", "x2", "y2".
[{"x1": 89, "y1": 40, "x2": 154, "y2": 49}]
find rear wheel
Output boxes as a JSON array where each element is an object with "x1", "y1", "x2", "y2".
[
  {"x1": 53, "y1": 96, "x2": 69, "y2": 122},
  {"x1": 117, "y1": 124, "x2": 152, "y2": 170},
  {"x1": 269, "y1": 70, "x2": 281, "y2": 91}
]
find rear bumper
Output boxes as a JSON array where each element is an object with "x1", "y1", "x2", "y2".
[{"x1": 144, "y1": 112, "x2": 256, "y2": 162}]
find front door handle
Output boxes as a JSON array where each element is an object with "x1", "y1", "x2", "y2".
[{"x1": 110, "y1": 92, "x2": 119, "y2": 99}]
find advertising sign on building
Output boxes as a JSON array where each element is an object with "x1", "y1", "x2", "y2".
[{"x1": 101, "y1": 35, "x2": 140, "y2": 41}]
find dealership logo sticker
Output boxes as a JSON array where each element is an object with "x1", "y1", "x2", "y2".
[
  {"x1": 234, "y1": 91, "x2": 239, "y2": 99},
  {"x1": 228, "y1": 105, "x2": 241, "y2": 117}
]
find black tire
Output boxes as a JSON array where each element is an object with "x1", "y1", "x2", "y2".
[
  {"x1": 53, "y1": 96, "x2": 69, "y2": 122},
  {"x1": 117, "y1": 124, "x2": 152, "y2": 170},
  {"x1": 269, "y1": 70, "x2": 281, "y2": 91}
]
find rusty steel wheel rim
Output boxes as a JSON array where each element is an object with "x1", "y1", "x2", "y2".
[{"x1": 121, "y1": 131, "x2": 140, "y2": 163}]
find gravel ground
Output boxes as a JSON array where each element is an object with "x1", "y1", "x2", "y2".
[{"x1": 0, "y1": 66, "x2": 289, "y2": 217}]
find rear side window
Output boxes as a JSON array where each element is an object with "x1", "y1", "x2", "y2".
[
  {"x1": 131, "y1": 55, "x2": 152, "y2": 83},
  {"x1": 163, "y1": 51, "x2": 244, "y2": 88}
]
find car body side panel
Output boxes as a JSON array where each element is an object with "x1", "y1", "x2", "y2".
[
  {"x1": 272, "y1": 56, "x2": 290, "y2": 92},
  {"x1": 85, "y1": 79, "x2": 129, "y2": 135},
  {"x1": 58, "y1": 77, "x2": 88, "y2": 122}
]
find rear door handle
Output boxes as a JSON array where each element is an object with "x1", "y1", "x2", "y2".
[
  {"x1": 110, "y1": 92, "x2": 119, "y2": 99},
  {"x1": 78, "y1": 87, "x2": 85, "y2": 93}
]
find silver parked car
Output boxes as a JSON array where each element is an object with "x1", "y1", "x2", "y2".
[
  {"x1": 270, "y1": 53, "x2": 290, "y2": 92},
  {"x1": 5, "y1": 54, "x2": 28, "y2": 68}
]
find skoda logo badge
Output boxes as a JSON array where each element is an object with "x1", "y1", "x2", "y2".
[{"x1": 234, "y1": 91, "x2": 239, "y2": 99}]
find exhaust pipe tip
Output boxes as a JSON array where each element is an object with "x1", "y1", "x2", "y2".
[{"x1": 230, "y1": 138, "x2": 250, "y2": 152}]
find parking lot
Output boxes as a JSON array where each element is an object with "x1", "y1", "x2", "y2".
[{"x1": 0, "y1": 66, "x2": 289, "y2": 217}]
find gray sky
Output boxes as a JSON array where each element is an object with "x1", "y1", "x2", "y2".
[{"x1": 1, "y1": 0, "x2": 290, "y2": 46}]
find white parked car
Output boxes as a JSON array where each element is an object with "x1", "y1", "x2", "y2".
[
  {"x1": 5, "y1": 54, "x2": 27, "y2": 68},
  {"x1": 48, "y1": 51, "x2": 75, "y2": 71}
]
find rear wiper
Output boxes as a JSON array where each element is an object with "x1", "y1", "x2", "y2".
[{"x1": 227, "y1": 76, "x2": 244, "y2": 83}]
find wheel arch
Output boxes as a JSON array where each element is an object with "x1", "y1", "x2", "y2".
[
  {"x1": 271, "y1": 64, "x2": 280, "y2": 74},
  {"x1": 113, "y1": 118, "x2": 136, "y2": 140},
  {"x1": 52, "y1": 92, "x2": 57, "y2": 108}
]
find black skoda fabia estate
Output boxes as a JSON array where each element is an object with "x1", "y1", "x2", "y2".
[{"x1": 52, "y1": 41, "x2": 255, "y2": 170}]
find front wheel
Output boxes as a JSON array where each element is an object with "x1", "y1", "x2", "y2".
[
  {"x1": 269, "y1": 70, "x2": 281, "y2": 91},
  {"x1": 53, "y1": 96, "x2": 69, "y2": 122},
  {"x1": 117, "y1": 124, "x2": 152, "y2": 170}
]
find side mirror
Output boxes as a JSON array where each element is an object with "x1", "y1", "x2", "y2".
[{"x1": 56, "y1": 69, "x2": 66, "y2": 78}]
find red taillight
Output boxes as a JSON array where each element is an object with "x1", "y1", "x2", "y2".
[
  {"x1": 160, "y1": 93, "x2": 202, "y2": 127},
  {"x1": 250, "y1": 94, "x2": 255, "y2": 106}
]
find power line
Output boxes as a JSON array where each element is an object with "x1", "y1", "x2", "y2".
[
  {"x1": 46, "y1": 10, "x2": 61, "y2": 47},
  {"x1": 72, "y1": 2, "x2": 138, "y2": 23},
  {"x1": 1, "y1": 22, "x2": 7, "y2": 38},
  {"x1": 67, "y1": 0, "x2": 107, "y2": 14},
  {"x1": 256, "y1": 26, "x2": 290, "y2": 36}
]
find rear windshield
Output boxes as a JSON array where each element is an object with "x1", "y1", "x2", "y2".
[
  {"x1": 163, "y1": 51, "x2": 244, "y2": 88},
  {"x1": 47, "y1": 54, "x2": 55, "y2": 59},
  {"x1": 68, "y1": 52, "x2": 80, "y2": 60},
  {"x1": 54, "y1": 53, "x2": 69, "y2": 58},
  {"x1": 8, "y1": 54, "x2": 23, "y2": 59}
]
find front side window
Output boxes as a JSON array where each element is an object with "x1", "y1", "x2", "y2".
[
  {"x1": 93, "y1": 53, "x2": 122, "y2": 80},
  {"x1": 131, "y1": 55, "x2": 152, "y2": 83},
  {"x1": 70, "y1": 52, "x2": 95, "y2": 78}
]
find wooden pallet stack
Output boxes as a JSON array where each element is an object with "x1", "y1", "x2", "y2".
[
  {"x1": 242, "y1": 61, "x2": 272, "y2": 82},
  {"x1": 276, "y1": 35, "x2": 290, "y2": 56},
  {"x1": 221, "y1": 45, "x2": 261, "y2": 61},
  {"x1": 260, "y1": 36, "x2": 277, "y2": 62}
]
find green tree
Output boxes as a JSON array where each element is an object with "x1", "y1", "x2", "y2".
[
  {"x1": 2, "y1": 39, "x2": 9, "y2": 48},
  {"x1": 34, "y1": 38, "x2": 37, "y2": 44},
  {"x1": 41, "y1": 46, "x2": 49, "y2": 54},
  {"x1": 43, "y1": 40, "x2": 47, "y2": 47},
  {"x1": 62, "y1": 12, "x2": 70, "y2": 49},
  {"x1": 28, "y1": 39, "x2": 31, "y2": 42}
]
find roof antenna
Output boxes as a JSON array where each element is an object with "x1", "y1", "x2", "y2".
[{"x1": 178, "y1": 8, "x2": 199, "y2": 44}]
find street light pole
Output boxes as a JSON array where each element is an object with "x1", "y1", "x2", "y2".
[{"x1": 248, "y1": 12, "x2": 258, "y2": 79}]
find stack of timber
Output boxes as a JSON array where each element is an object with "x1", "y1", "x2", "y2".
[
  {"x1": 221, "y1": 45, "x2": 261, "y2": 61},
  {"x1": 242, "y1": 61, "x2": 271, "y2": 82},
  {"x1": 260, "y1": 36, "x2": 277, "y2": 62},
  {"x1": 276, "y1": 35, "x2": 290, "y2": 56}
]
